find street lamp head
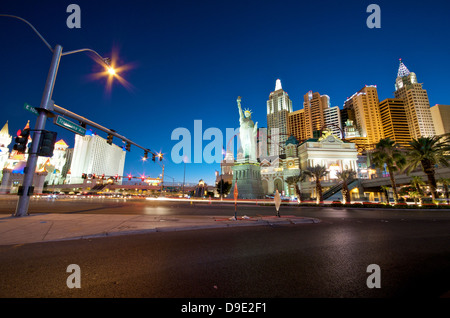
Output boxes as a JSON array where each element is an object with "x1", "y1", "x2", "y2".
[
  {"x1": 108, "y1": 67, "x2": 116, "y2": 75},
  {"x1": 101, "y1": 58, "x2": 116, "y2": 75}
]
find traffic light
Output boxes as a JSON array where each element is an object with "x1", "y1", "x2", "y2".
[
  {"x1": 158, "y1": 153, "x2": 163, "y2": 161},
  {"x1": 13, "y1": 128, "x2": 30, "y2": 154},
  {"x1": 144, "y1": 151, "x2": 148, "y2": 160},
  {"x1": 82, "y1": 173, "x2": 87, "y2": 179},
  {"x1": 152, "y1": 153, "x2": 156, "y2": 162},
  {"x1": 37, "y1": 130, "x2": 57, "y2": 157},
  {"x1": 128, "y1": 174, "x2": 132, "y2": 181},
  {"x1": 125, "y1": 142, "x2": 131, "y2": 152},
  {"x1": 107, "y1": 134, "x2": 113, "y2": 145}
]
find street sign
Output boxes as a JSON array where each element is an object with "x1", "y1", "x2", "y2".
[
  {"x1": 54, "y1": 116, "x2": 86, "y2": 136},
  {"x1": 24, "y1": 103, "x2": 38, "y2": 116}
]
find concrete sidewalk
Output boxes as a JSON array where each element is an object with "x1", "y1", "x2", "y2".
[{"x1": 0, "y1": 213, "x2": 320, "y2": 245}]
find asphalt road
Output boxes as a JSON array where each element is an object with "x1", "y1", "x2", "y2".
[
  {"x1": 1, "y1": 196, "x2": 450, "y2": 220},
  {"x1": 0, "y1": 197, "x2": 449, "y2": 303}
]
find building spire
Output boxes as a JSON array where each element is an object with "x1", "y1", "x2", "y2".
[
  {"x1": 0, "y1": 121, "x2": 9, "y2": 137},
  {"x1": 275, "y1": 79, "x2": 282, "y2": 91},
  {"x1": 397, "y1": 58, "x2": 410, "y2": 78}
]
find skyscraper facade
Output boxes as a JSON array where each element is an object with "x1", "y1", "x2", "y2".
[
  {"x1": 68, "y1": 131, "x2": 126, "y2": 184},
  {"x1": 267, "y1": 79, "x2": 292, "y2": 156},
  {"x1": 379, "y1": 98, "x2": 412, "y2": 147},
  {"x1": 288, "y1": 108, "x2": 307, "y2": 142},
  {"x1": 394, "y1": 59, "x2": 435, "y2": 138},
  {"x1": 344, "y1": 85, "x2": 383, "y2": 148},
  {"x1": 303, "y1": 91, "x2": 330, "y2": 139},
  {"x1": 430, "y1": 104, "x2": 450, "y2": 135},
  {"x1": 323, "y1": 106, "x2": 342, "y2": 138}
]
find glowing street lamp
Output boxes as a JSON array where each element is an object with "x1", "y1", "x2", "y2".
[{"x1": 108, "y1": 67, "x2": 116, "y2": 76}]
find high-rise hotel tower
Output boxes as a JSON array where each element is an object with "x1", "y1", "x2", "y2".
[
  {"x1": 303, "y1": 91, "x2": 330, "y2": 139},
  {"x1": 394, "y1": 59, "x2": 435, "y2": 138},
  {"x1": 267, "y1": 79, "x2": 292, "y2": 156},
  {"x1": 343, "y1": 85, "x2": 384, "y2": 148}
]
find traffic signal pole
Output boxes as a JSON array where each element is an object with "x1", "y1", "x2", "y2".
[
  {"x1": 52, "y1": 104, "x2": 151, "y2": 154},
  {"x1": 15, "y1": 44, "x2": 62, "y2": 217},
  {"x1": 2, "y1": 15, "x2": 160, "y2": 217}
]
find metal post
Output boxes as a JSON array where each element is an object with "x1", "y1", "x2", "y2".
[
  {"x1": 15, "y1": 45, "x2": 63, "y2": 217},
  {"x1": 160, "y1": 164, "x2": 165, "y2": 197},
  {"x1": 182, "y1": 161, "x2": 186, "y2": 198}
]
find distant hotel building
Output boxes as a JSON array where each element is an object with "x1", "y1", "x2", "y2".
[
  {"x1": 344, "y1": 85, "x2": 383, "y2": 148},
  {"x1": 323, "y1": 106, "x2": 342, "y2": 138},
  {"x1": 288, "y1": 108, "x2": 307, "y2": 142},
  {"x1": 0, "y1": 121, "x2": 12, "y2": 181},
  {"x1": 303, "y1": 91, "x2": 330, "y2": 139},
  {"x1": 430, "y1": 104, "x2": 450, "y2": 135},
  {"x1": 288, "y1": 92, "x2": 338, "y2": 143},
  {"x1": 68, "y1": 130, "x2": 126, "y2": 184},
  {"x1": 378, "y1": 98, "x2": 412, "y2": 147},
  {"x1": 394, "y1": 59, "x2": 435, "y2": 138},
  {"x1": 267, "y1": 79, "x2": 292, "y2": 156}
]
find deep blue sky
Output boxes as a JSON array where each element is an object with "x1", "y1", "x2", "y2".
[{"x1": 1, "y1": 0, "x2": 450, "y2": 185}]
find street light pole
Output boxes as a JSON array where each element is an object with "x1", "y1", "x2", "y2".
[
  {"x1": 15, "y1": 44, "x2": 63, "y2": 216},
  {"x1": 158, "y1": 163, "x2": 165, "y2": 197},
  {"x1": 1, "y1": 15, "x2": 115, "y2": 217},
  {"x1": 182, "y1": 161, "x2": 186, "y2": 198}
]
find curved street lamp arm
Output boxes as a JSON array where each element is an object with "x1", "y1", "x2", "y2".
[
  {"x1": 0, "y1": 15, "x2": 111, "y2": 67},
  {"x1": 61, "y1": 48, "x2": 111, "y2": 66},
  {"x1": 0, "y1": 14, "x2": 53, "y2": 52}
]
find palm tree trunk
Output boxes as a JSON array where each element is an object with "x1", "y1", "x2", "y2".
[
  {"x1": 414, "y1": 184, "x2": 423, "y2": 205},
  {"x1": 388, "y1": 167, "x2": 399, "y2": 204},
  {"x1": 342, "y1": 182, "x2": 350, "y2": 203},
  {"x1": 294, "y1": 184, "x2": 302, "y2": 203},
  {"x1": 422, "y1": 160, "x2": 438, "y2": 200},
  {"x1": 384, "y1": 189, "x2": 389, "y2": 203},
  {"x1": 316, "y1": 180, "x2": 323, "y2": 204},
  {"x1": 444, "y1": 184, "x2": 449, "y2": 205}
]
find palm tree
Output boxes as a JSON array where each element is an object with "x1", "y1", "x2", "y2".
[
  {"x1": 301, "y1": 165, "x2": 329, "y2": 204},
  {"x1": 216, "y1": 179, "x2": 231, "y2": 199},
  {"x1": 336, "y1": 169, "x2": 356, "y2": 204},
  {"x1": 380, "y1": 185, "x2": 390, "y2": 204},
  {"x1": 370, "y1": 138, "x2": 406, "y2": 204},
  {"x1": 438, "y1": 177, "x2": 450, "y2": 205},
  {"x1": 404, "y1": 135, "x2": 450, "y2": 200},
  {"x1": 285, "y1": 175, "x2": 304, "y2": 203},
  {"x1": 410, "y1": 176, "x2": 425, "y2": 204},
  {"x1": 408, "y1": 190, "x2": 421, "y2": 205}
]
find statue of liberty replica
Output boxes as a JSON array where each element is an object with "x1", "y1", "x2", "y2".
[
  {"x1": 237, "y1": 96, "x2": 258, "y2": 163},
  {"x1": 228, "y1": 96, "x2": 264, "y2": 199}
]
